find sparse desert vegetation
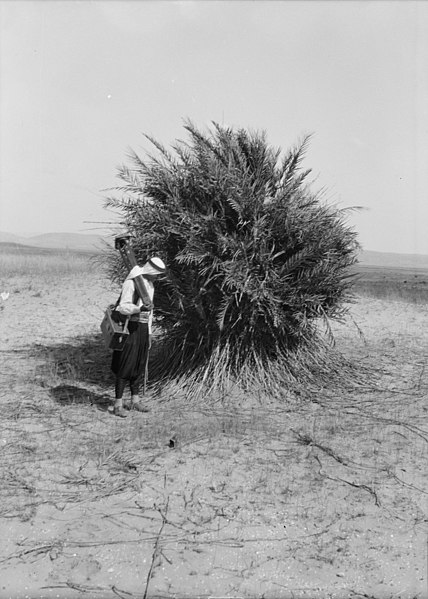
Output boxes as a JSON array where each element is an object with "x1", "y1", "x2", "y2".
[
  {"x1": 0, "y1": 242, "x2": 99, "y2": 278},
  {"x1": 0, "y1": 244, "x2": 427, "y2": 598},
  {"x1": 352, "y1": 263, "x2": 428, "y2": 304}
]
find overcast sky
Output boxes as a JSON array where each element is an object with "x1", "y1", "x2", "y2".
[{"x1": 1, "y1": 0, "x2": 427, "y2": 254}]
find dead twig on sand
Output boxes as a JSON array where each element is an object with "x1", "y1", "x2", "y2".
[
  {"x1": 416, "y1": 362, "x2": 426, "y2": 392},
  {"x1": 41, "y1": 582, "x2": 106, "y2": 594},
  {"x1": 293, "y1": 430, "x2": 350, "y2": 465},
  {"x1": 386, "y1": 468, "x2": 428, "y2": 495},
  {"x1": 112, "y1": 585, "x2": 136, "y2": 598},
  {"x1": 143, "y1": 497, "x2": 170, "y2": 599},
  {"x1": 0, "y1": 543, "x2": 57, "y2": 563},
  {"x1": 313, "y1": 454, "x2": 380, "y2": 507}
]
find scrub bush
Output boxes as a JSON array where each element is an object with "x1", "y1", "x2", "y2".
[{"x1": 105, "y1": 121, "x2": 359, "y2": 398}]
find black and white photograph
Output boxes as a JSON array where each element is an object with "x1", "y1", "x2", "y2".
[{"x1": 0, "y1": 1, "x2": 427, "y2": 598}]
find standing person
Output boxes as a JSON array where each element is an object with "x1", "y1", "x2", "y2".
[{"x1": 111, "y1": 256, "x2": 166, "y2": 417}]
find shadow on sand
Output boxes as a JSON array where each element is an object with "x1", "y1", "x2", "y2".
[
  {"x1": 49, "y1": 383, "x2": 112, "y2": 411},
  {"x1": 29, "y1": 333, "x2": 115, "y2": 409},
  {"x1": 31, "y1": 332, "x2": 175, "y2": 410}
]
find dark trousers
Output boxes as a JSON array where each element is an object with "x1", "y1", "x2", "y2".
[
  {"x1": 115, "y1": 376, "x2": 143, "y2": 399},
  {"x1": 111, "y1": 322, "x2": 149, "y2": 400}
]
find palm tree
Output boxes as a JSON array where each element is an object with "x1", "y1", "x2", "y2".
[{"x1": 105, "y1": 120, "x2": 359, "y2": 399}]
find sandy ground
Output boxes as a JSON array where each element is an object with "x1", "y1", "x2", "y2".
[{"x1": 0, "y1": 273, "x2": 427, "y2": 599}]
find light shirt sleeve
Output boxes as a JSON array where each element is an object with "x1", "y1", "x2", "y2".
[
  {"x1": 116, "y1": 280, "x2": 141, "y2": 316},
  {"x1": 116, "y1": 278, "x2": 155, "y2": 334}
]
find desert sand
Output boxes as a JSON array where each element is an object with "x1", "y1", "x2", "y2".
[{"x1": 0, "y1": 269, "x2": 427, "y2": 599}]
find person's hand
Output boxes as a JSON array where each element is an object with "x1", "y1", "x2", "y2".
[{"x1": 140, "y1": 301, "x2": 153, "y2": 312}]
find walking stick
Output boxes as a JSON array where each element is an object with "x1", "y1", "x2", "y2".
[
  {"x1": 115, "y1": 235, "x2": 152, "y2": 395},
  {"x1": 143, "y1": 343, "x2": 150, "y2": 395}
]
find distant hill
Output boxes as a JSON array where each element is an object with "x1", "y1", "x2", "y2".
[
  {"x1": 0, "y1": 232, "x2": 23, "y2": 244},
  {"x1": 0, "y1": 231, "x2": 111, "y2": 252},
  {"x1": 1, "y1": 231, "x2": 427, "y2": 267}
]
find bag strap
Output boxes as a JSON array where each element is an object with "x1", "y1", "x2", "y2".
[{"x1": 132, "y1": 282, "x2": 139, "y2": 305}]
